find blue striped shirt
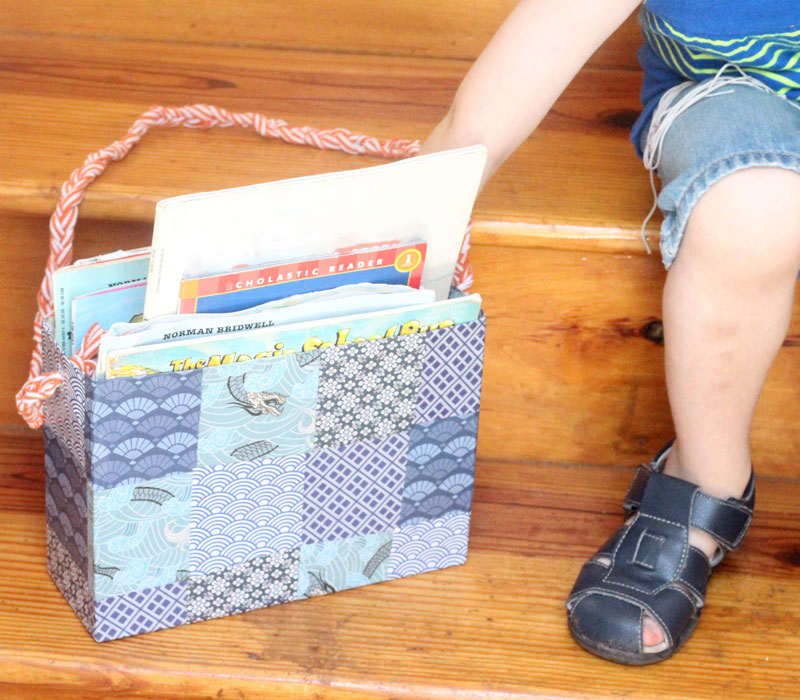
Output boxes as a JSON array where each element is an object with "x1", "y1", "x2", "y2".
[{"x1": 631, "y1": 1, "x2": 800, "y2": 154}]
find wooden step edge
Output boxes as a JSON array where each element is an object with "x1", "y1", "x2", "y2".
[
  {"x1": 471, "y1": 220, "x2": 659, "y2": 256},
  {"x1": 1, "y1": 181, "x2": 661, "y2": 256}
]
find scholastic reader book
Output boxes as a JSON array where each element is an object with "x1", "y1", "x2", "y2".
[
  {"x1": 52, "y1": 248, "x2": 150, "y2": 352},
  {"x1": 178, "y1": 241, "x2": 427, "y2": 314},
  {"x1": 103, "y1": 293, "x2": 481, "y2": 378},
  {"x1": 144, "y1": 145, "x2": 487, "y2": 319}
]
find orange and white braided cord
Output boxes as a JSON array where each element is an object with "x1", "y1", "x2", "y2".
[{"x1": 15, "y1": 104, "x2": 472, "y2": 429}]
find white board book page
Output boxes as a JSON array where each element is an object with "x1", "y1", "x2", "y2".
[{"x1": 143, "y1": 145, "x2": 487, "y2": 319}]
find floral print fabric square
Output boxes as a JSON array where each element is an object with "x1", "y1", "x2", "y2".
[
  {"x1": 47, "y1": 526, "x2": 94, "y2": 633},
  {"x1": 186, "y1": 549, "x2": 299, "y2": 623},
  {"x1": 314, "y1": 333, "x2": 425, "y2": 449},
  {"x1": 198, "y1": 354, "x2": 319, "y2": 466}
]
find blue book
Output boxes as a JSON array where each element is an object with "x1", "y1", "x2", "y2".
[
  {"x1": 52, "y1": 249, "x2": 150, "y2": 353},
  {"x1": 71, "y1": 281, "x2": 146, "y2": 354}
]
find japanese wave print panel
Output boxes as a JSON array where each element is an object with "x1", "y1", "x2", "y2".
[
  {"x1": 386, "y1": 512, "x2": 470, "y2": 579},
  {"x1": 42, "y1": 326, "x2": 89, "y2": 475},
  {"x1": 45, "y1": 426, "x2": 89, "y2": 577},
  {"x1": 297, "y1": 531, "x2": 394, "y2": 599},
  {"x1": 88, "y1": 371, "x2": 202, "y2": 490},
  {"x1": 399, "y1": 414, "x2": 477, "y2": 526},
  {"x1": 93, "y1": 472, "x2": 192, "y2": 600},
  {"x1": 189, "y1": 455, "x2": 304, "y2": 576},
  {"x1": 198, "y1": 353, "x2": 319, "y2": 467}
]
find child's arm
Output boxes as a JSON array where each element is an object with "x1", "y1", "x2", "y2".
[{"x1": 421, "y1": 0, "x2": 642, "y2": 189}]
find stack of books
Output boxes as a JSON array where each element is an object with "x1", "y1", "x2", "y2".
[{"x1": 50, "y1": 145, "x2": 487, "y2": 379}]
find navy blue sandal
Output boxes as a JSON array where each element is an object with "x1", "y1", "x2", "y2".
[{"x1": 566, "y1": 443, "x2": 755, "y2": 665}]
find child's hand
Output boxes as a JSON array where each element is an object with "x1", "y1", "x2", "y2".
[{"x1": 421, "y1": 0, "x2": 641, "y2": 191}]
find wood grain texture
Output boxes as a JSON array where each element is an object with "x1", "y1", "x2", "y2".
[
  {"x1": 1, "y1": 431, "x2": 799, "y2": 700},
  {"x1": 0, "y1": 31, "x2": 654, "y2": 243},
  {"x1": 0, "y1": 1, "x2": 642, "y2": 67},
  {"x1": 4, "y1": 215, "x2": 799, "y2": 476},
  {"x1": 472, "y1": 243, "x2": 800, "y2": 478}
]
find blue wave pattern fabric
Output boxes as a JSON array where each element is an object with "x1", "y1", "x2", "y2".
[
  {"x1": 41, "y1": 314, "x2": 486, "y2": 641},
  {"x1": 189, "y1": 455, "x2": 304, "y2": 575},
  {"x1": 44, "y1": 426, "x2": 89, "y2": 577},
  {"x1": 42, "y1": 325, "x2": 89, "y2": 472},
  {"x1": 386, "y1": 512, "x2": 471, "y2": 580},
  {"x1": 633, "y1": 1, "x2": 800, "y2": 152},
  {"x1": 297, "y1": 531, "x2": 394, "y2": 598}
]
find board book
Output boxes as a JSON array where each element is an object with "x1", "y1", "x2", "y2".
[{"x1": 143, "y1": 145, "x2": 487, "y2": 319}]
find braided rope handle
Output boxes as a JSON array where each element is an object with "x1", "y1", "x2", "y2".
[{"x1": 15, "y1": 104, "x2": 473, "y2": 429}]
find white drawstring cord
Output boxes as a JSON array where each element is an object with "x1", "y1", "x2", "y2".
[{"x1": 639, "y1": 63, "x2": 800, "y2": 254}]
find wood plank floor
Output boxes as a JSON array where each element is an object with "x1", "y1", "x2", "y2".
[
  {"x1": 0, "y1": 17, "x2": 654, "y2": 242},
  {"x1": 1, "y1": 431, "x2": 799, "y2": 699}
]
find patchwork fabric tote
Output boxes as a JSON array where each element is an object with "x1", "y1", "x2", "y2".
[{"x1": 16, "y1": 105, "x2": 486, "y2": 642}]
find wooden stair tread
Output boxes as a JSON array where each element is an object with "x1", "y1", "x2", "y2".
[
  {"x1": 0, "y1": 1, "x2": 642, "y2": 67},
  {"x1": 0, "y1": 16, "x2": 657, "y2": 250},
  {"x1": 5, "y1": 214, "x2": 800, "y2": 473},
  {"x1": 2, "y1": 431, "x2": 800, "y2": 700}
]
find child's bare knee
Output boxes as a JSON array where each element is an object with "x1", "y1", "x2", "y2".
[{"x1": 681, "y1": 167, "x2": 800, "y2": 275}]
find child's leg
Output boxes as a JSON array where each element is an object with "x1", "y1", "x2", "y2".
[
  {"x1": 567, "y1": 82, "x2": 800, "y2": 664},
  {"x1": 644, "y1": 166, "x2": 800, "y2": 646}
]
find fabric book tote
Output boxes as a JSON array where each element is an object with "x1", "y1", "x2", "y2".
[{"x1": 19, "y1": 105, "x2": 486, "y2": 641}]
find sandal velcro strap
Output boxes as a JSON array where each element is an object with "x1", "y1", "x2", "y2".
[
  {"x1": 690, "y1": 473, "x2": 755, "y2": 551},
  {"x1": 606, "y1": 472, "x2": 696, "y2": 593},
  {"x1": 623, "y1": 465, "x2": 651, "y2": 512},
  {"x1": 622, "y1": 441, "x2": 673, "y2": 513}
]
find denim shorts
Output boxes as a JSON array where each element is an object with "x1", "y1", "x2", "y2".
[{"x1": 639, "y1": 82, "x2": 800, "y2": 268}]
